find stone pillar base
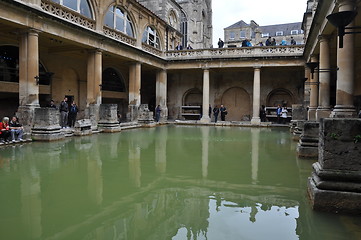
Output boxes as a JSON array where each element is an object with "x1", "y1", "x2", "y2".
[
  {"x1": 308, "y1": 118, "x2": 361, "y2": 213},
  {"x1": 200, "y1": 116, "x2": 211, "y2": 123},
  {"x1": 160, "y1": 107, "x2": 168, "y2": 122},
  {"x1": 251, "y1": 117, "x2": 261, "y2": 125},
  {"x1": 297, "y1": 121, "x2": 319, "y2": 159},
  {"x1": 31, "y1": 108, "x2": 64, "y2": 141},
  {"x1": 127, "y1": 105, "x2": 139, "y2": 122},
  {"x1": 137, "y1": 104, "x2": 154, "y2": 124},
  {"x1": 85, "y1": 104, "x2": 100, "y2": 130},
  {"x1": 98, "y1": 104, "x2": 121, "y2": 132},
  {"x1": 316, "y1": 107, "x2": 331, "y2": 121},
  {"x1": 291, "y1": 120, "x2": 305, "y2": 141},
  {"x1": 330, "y1": 105, "x2": 357, "y2": 118},
  {"x1": 307, "y1": 107, "x2": 317, "y2": 121},
  {"x1": 17, "y1": 105, "x2": 39, "y2": 134}
]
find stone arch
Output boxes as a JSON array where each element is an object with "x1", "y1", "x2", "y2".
[
  {"x1": 142, "y1": 25, "x2": 163, "y2": 50},
  {"x1": 221, "y1": 87, "x2": 251, "y2": 121},
  {"x1": 266, "y1": 88, "x2": 294, "y2": 107},
  {"x1": 102, "y1": 67, "x2": 126, "y2": 92},
  {"x1": 183, "y1": 88, "x2": 202, "y2": 106},
  {"x1": 103, "y1": 3, "x2": 136, "y2": 38}
]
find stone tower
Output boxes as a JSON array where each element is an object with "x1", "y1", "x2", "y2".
[{"x1": 137, "y1": 0, "x2": 213, "y2": 49}]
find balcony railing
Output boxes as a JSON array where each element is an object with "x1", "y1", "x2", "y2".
[
  {"x1": 103, "y1": 26, "x2": 136, "y2": 46},
  {"x1": 165, "y1": 45, "x2": 304, "y2": 60}
]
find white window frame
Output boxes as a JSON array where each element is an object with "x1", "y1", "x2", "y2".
[
  {"x1": 143, "y1": 26, "x2": 160, "y2": 49},
  {"x1": 276, "y1": 31, "x2": 283, "y2": 36},
  {"x1": 229, "y1": 31, "x2": 235, "y2": 40},
  {"x1": 240, "y1": 30, "x2": 246, "y2": 39},
  {"x1": 55, "y1": 0, "x2": 92, "y2": 19},
  {"x1": 261, "y1": 33, "x2": 269, "y2": 38},
  {"x1": 291, "y1": 30, "x2": 299, "y2": 35}
]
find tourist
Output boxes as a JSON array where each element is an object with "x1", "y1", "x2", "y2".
[
  {"x1": 209, "y1": 104, "x2": 212, "y2": 118},
  {"x1": 218, "y1": 38, "x2": 224, "y2": 48},
  {"x1": 175, "y1": 43, "x2": 183, "y2": 50},
  {"x1": 271, "y1": 38, "x2": 276, "y2": 46},
  {"x1": 276, "y1": 104, "x2": 282, "y2": 123},
  {"x1": 155, "y1": 105, "x2": 161, "y2": 122},
  {"x1": 290, "y1": 36, "x2": 296, "y2": 45},
  {"x1": 9, "y1": 116, "x2": 24, "y2": 142},
  {"x1": 47, "y1": 99, "x2": 57, "y2": 109},
  {"x1": 213, "y1": 105, "x2": 220, "y2": 123},
  {"x1": 241, "y1": 39, "x2": 248, "y2": 47},
  {"x1": 0, "y1": 117, "x2": 11, "y2": 143},
  {"x1": 265, "y1": 36, "x2": 272, "y2": 46},
  {"x1": 59, "y1": 97, "x2": 69, "y2": 128},
  {"x1": 187, "y1": 44, "x2": 193, "y2": 50},
  {"x1": 258, "y1": 42, "x2": 264, "y2": 46},
  {"x1": 281, "y1": 38, "x2": 287, "y2": 46},
  {"x1": 68, "y1": 101, "x2": 78, "y2": 127},
  {"x1": 281, "y1": 106, "x2": 288, "y2": 124},
  {"x1": 260, "y1": 105, "x2": 267, "y2": 122},
  {"x1": 220, "y1": 104, "x2": 227, "y2": 121}
]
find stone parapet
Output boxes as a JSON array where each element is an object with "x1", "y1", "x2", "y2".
[
  {"x1": 31, "y1": 108, "x2": 64, "y2": 141},
  {"x1": 74, "y1": 119, "x2": 92, "y2": 136},
  {"x1": 308, "y1": 118, "x2": 361, "y2": 213},
  {"x1": 297, "y1": 121, "x2": 319, "y2": 158},
  {"x1": 98, "y1": 104, "x2": 121, "y2": 133}
]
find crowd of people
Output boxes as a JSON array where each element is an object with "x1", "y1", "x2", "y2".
[
  {"x1": 218, "y1": 36, "x2": 297, "y2": 48},
  {"x1": 49, "y1": 97, "x2": 79, "y2": 129}
]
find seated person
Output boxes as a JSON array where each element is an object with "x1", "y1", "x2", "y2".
[
  {"x1": 9, "y1": 116, "x2": 24, "y2": 142},
  {"x1": 0, "y1": 117, "x2": 11, "y2": 143}
]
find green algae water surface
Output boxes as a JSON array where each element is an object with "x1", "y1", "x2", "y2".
[{"x1": 0, "y1": 125, "x2": 361, "y2": 240}]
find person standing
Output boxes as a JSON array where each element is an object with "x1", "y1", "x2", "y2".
[
  {"x1": 220, "y1": 104, "x2": 227, "y2": 121},
  {"x1": 209, "y1": 104, "x2": 212, "y2": 118},
  {"x1": 218, "y1": 38, "x2": 224, "y2": 48},
  {"x1": 271, "y1": 38, "x2": 276, "y2": 46},
  {"x1": 281, "y1": 106, "x2": 288, "y2": 124},
  {"x1": 213, "y1": 105, "x2": 220, "y2": 123},
  {"x1": 47, "y1": 99, "x2": 57, "y2": 109},
  {"x1": 276, "y1": 104, "x2": 282, "y2": 124},
  {"x1": 68, "y1": 101, "x2": 78, "y2": 127},
  {"x1": 290, "y1": 36, "x2": 296, "y2": 45},
  {"x1": 59, "y1": 97, "x2": 69, "y2": 128},
  {"x1": 265, "y1": 36, "x2": 272, "y2": 46},
  {"x1": 155, "y1": 105, "x2": 161, "y2": 122},
  {"x1": 260, "y1": 105, "x2": 267, "y2": 122},
  {"x1": 9, "y1": 116, "x2": 24, "y2": 142}
]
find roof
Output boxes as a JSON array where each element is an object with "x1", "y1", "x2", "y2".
[
  {"x1": 260, "y1": 22, "x2": 302, "y2": 36},
  {"x1": 225, "y1": 20, "x2": 249, "y2": 29}
]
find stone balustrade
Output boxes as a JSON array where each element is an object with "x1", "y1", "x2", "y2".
[{"x1": 165, "y1": 45, "x2": 304, "y2": 60}]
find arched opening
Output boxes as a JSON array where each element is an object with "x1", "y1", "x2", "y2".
[
  {"x1": 180, "y1": 11, "x2": 188, "y2": 48},
  {"x1": 221, "y1": 87, "x2": 251, "y2": 121},
  {"x1": 51, "y1": 0, "x2": 93, "y2": 19},
  {"x1": 182, "y1": 88, "x2": 202, "y2": 120},
  {"x1": 267, "y1": 89, "x2": 294, "y2": 107},
  {"x1": 142, "y1": 26, "x2": 161, "y2": 49},
  {"x1": 102, "y1": 68, "x2": 126, "y2": 92}
]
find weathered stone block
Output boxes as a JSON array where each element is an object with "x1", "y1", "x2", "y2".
[
  {"x1": 297, "y1": 121, "x2": 319, "y2": 158},
  {"x1": 138, "y1": 104, "x2": 154, "y2": 124},
  {"x1": 98, "y1": 104, "x2": 121, "y2": 133},
  {"x1": 319, "y1": 118, "x2": 361, "y2": 171},
  {"x1": 31, "y1": 108, "x2": 64, "y2": 141},
  {"x1": 74, "y1": 119, "x2": 92, "y2": 136},
  {"x1": 291, "y1": 104, "x2": 306, "y2": 120}
]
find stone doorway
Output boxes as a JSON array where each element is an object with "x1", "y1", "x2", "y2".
[{"x1": 221, "y1": 87, "x2": 251, "y2": 121}]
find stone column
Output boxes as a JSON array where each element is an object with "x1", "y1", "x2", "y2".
[
  {"x1": 251, "y1": 67, "x2": 261, "y2": 125},
  {"x1": 308, "y1": 55, "x2": 319, "y2": 121},
  {"x1": 331, "y1": 0, "x2": 357, "y2": 118},
  {"x1": 17, "y1": 29, "x2": 40, "y2": 131},
  {"x1": 200, "y1": 68, "x2": 210, "y2": 123},
  {"x1": 128, "y1": 62, "x2": 141, "y2": 121},
  {"x1": 316, "y1": 35, "x2": 332, "y2": 120},
  {"x1": 156, "y1": 69, "x2": 168, "y2": 122},
  {"x1": 304, "y1": 66, "x2": 311, "y2": 108},
  {"x1": 86, "y1": 50, "x2": 102, "y2": 129}
]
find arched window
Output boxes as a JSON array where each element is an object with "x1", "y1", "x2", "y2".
[
  {"x1": 102, "y1": 68, "x2": 126, "y2": 92},
  {"x1": 180, "y1": 11, "x2": 187, "y2": 48},
  {"x1": 142, "y1": 26, "x2": 161, "y2": 49},
  {"x1": 104, "y1": 6, "x2": 134, "y2": 37},
  {"x1": 51, "y1": 0, "x2": 92, "y2": 19}
]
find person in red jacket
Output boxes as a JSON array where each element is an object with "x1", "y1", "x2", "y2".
[{"x1": 0, "y1": 117, "x2": 11, "y2": 143}]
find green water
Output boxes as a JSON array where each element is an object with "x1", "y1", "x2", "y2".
[{"x1": 0, "y1": 125, "x2": 361, "y2": 240}]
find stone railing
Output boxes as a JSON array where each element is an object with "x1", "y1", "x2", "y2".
[
  {"x1": 103, "y1": 26, "x2": 136, "y2": 46},
  {"x1": 165, "y1": 45, "x2": 305, "y2": 60},
  {"x1": 142, "y1": 43, "x2": 163, "y2": 57},
  {"x1": 41, "y1": 0, "x2": 95, "y2": 30}
]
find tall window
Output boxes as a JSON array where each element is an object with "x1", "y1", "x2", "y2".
[
  {"x1": 276, "y1": 31, "x2": 283, "y2": 36},
  {"x1": 102, "y1": 68, "x2": 126, "y2": 92},
  {"x1": 51, "y1": 0, "x2": 92, "y2": 19},
  {"x1": 142, "y1": 26, "x2": 160, "y2": 49},
  {"x1": 291, "y1": 30, "x2": 299, "y2": 35},
  {"x1": 180, "y1": 11, "x2": 187, "y2": 49},
  {"x1": 104, "y1": 6, "x2": 134, "y2": 37},
  {"x1": 168, "y1": 11, "x2": 177, "y2": 28}
]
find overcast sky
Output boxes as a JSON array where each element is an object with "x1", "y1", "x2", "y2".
[{"x1": 212, "y1": 0, "x2": 307, "y2": 45}]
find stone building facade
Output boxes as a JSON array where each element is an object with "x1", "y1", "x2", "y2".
[{"x1": 224, "y1": 20, "x2": 304, "y2": 48}]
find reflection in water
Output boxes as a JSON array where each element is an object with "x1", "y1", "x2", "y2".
[{"x1": 0, "y1": 126, "x2": 361, "y2": 240}]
